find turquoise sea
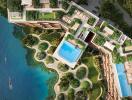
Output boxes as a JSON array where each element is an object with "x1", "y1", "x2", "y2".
[{"x1": 0, "y1": 16, "x2": 56, "y2": 100}]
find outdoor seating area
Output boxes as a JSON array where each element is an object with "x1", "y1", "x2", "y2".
[
  {"x1": 103, "y1": 41, "x2": 115, "y2": 51},
  {"x1": 53, "y1": 33, "x2": 87, "y2": 68},
  {"x1": 103, "y1": 26, "x2": 114, "y2": 36},
  {"x1": 100, "y1": 21, "x2": 123, "y2": 43}
]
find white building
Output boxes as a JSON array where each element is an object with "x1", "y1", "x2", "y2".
[
  {"x1": 21, "y1": 0, "x2": 32, "y2": 6},
  {"x1": 104, "y1": 41, "x2": 115, "y2": 51}
]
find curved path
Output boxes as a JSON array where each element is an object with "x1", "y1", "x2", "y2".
[{"x1": 25, "y1": 34, "x2": 105, "y2": 100}]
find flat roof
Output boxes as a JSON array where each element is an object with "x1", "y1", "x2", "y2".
[
  {"x1": 103, "y1": 26, "x2": 114, "y2": 36},
  {"x1": 104, "y1": 41, "x2": 115, "y2": 51},
  {"x1": 21, "y1": 0, "x2": 32, "y2": 5},
  {"x1": 125, "y1": 46, "x2": 132, "y2": 52}
]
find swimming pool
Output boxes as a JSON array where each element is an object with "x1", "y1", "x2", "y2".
[
  {"x1": 58, "y1": 41, "x2": 81, "y2": 63},
  {"x1": 116, "y1": 64, "x2": 132, "y2": 97}
]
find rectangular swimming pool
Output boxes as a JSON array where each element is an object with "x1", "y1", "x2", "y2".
[
  {"x1": 116, "y1": 64, "x2": 132, "y2": 97},
  {"x1": 58, "y1": 41, "x2": 81, "y2": 63}
]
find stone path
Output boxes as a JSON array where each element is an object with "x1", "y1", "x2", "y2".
[{"x1": 26, "y1": 34, "x2": 96, "y2": 100}]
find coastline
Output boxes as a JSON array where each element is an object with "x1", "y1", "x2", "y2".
[{"x1": 12, "y1": 25, "x2": 59, "y2": 100}]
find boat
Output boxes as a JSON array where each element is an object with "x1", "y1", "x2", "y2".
[
  {"x1": 9, "y1": 77, "x2": 13, "y2": 90},
  {"x1": 5, "y1": 57, "x2": 7, "y2": 63}
]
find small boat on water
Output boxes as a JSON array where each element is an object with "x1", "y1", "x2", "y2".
[
  {"x1": 9, "y1": 77, "x2": 13, "y2": 90},
  {"x1": 5, "y1": 57, "x2": 7, "y2": 63}
]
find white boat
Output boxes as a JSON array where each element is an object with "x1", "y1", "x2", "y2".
[
  {"x1": 5, "y1": 57, "x2": 7, "y2": 63},
  {"x1": 9, "y1": 77, "x2": 13, "y2": 90}
]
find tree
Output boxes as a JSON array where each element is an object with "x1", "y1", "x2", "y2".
[
  {"x1": 76, "y1": 67, "x2": 87, "y2": 79},
  {"x1": 70, "y1": 78, "x2": 80, "y2": 88},
  {"x1": 57, "y1": 93, "x2": 65, "y2": 100},
  {"x1": 23, "y1": 35, "x2": 39, "y2": 47},
  {"x1": 67, "y1": 88, "x2": 75, "y2": 100}
]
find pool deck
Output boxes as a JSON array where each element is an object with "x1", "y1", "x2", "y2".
[
  {"x1": 53, "y1": 32, "x2": 87, "y2": 68},
  {"x1": 115, "y1": 63, "x2": 132, "y2": 97}
]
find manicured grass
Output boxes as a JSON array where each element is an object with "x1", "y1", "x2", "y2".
[
  {"x1": 89, "y1": 85, "x2": 101, "y2": 100},
  {"x1": 81, "y1": 56, "x2": 99, "y2": 83},
  {"x1": 39, "y1": 12, "x2": 56, "y2": 20},
  {"x1": 80, "y1": 81, "x2": 91, "y2": 91},
  {"x1": 26, "y1": 11, "x2": 65, "y2": 21}
]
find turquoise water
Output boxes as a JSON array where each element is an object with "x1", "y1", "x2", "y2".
[
  {"x1": 116, "y1": 64, "x2": 132, "y2": 97},
  {"x1": 58, "y1": 41, "x2": 81, "y2": 63},
  {"x1": 0, "y1": 17, "x2": 56, "y2": 100}
]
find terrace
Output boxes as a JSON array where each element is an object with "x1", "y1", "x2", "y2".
[
  {"x1": 99, "y1": 21, "x2": 123, "y2": 43},
  {"x1": 115, "y1": 64, "x2": 132, "y2": 97},
  {"x1": 53, "y1": 33, "x2": 87, "y2": 68}
]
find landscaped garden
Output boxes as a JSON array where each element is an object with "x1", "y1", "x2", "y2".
[
  {"x1": 38, "y1": 42, "x2": 49, "y2": 51},
  {"x1": 112, "y1": 48, "x2": 126, "y2": 63},
  {"x1": 65, "y1": 34, "x2": 86, "y2": 50},
  {"x1": 26, "y1": 11, "x2": 64, "y2": 21},
  {"x1": 23, "y1": 35, "x2": 39, "y2": 47},
  {"x1": 7, "y1": 0, "x2": 23, "y2": 12},
  {"x1": 124, "y1": 39, "x2": 132, "y2": 46},
  {"x1": 40, "y1": 30, "x2": 63, "y2": 47},
  {"x1": 87, "y1": 17, "x2": 96, "y2": 26},
  {"x1": 93, "y1": 34, "x2": 106, "y2": 46},
  {"x1": 100, "y1": 21, "x2": 122, "y2": 41}
]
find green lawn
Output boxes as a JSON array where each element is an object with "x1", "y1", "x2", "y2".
[
  {"x1": 39, "y1": 12, "x2": 56, "y2": 20},
  {"x1": 89, "y1": 85, "x2": 101, "y2": 100}
]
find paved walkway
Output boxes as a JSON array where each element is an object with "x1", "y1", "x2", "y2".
[{"x1": 26, "y1": 34, "x2": 95, "y2": 100}]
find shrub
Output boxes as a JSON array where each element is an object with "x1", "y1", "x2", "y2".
[
  {"x1": 70, "y1": 78, "x2": 80, "y2": 88},
  {"x1": 45, "y1": 56, "x2": 54, "y2": 64},
  {"x1": 59, "y1": 77, "x2": 69, "y2": 91},
  {"x1": 36, "y1": 52, "x2": 46, "y2": 60},
  {"x1": 68, "y1": 6, "x2": 76, "y2": 16},
  {"x1": 57, "y1": 93, "x2": 65, "y2": 100},
  {"x1": 76, "y1": 67, "x2": 87, "y2": 79},
  {"x1": 50, "y1": 0, "x2": 58, "y2": 8},
  {"x1": 38, "y1": 42, "x2": 49, "y2": 51},
  {"x1": 75, "y1": 90, "x2": 87, "y2": 100},
  {"x1": 80, "y1": 81, "x2": 90, "y2": 92},
  {"x1": 58, "y1": 63, "x2": 69, "y2": 72},
  {"x1": 47, "y1": 46, "x2": 56, "y2": 54},
  {"x1": 87, "y1": 17, "x2": 96, "y2": 26},
  {"x1": 67, "y1": 88, "x2": 75, "y2": 100},
  {"x1": 40, "y1": 32, "x2": 61, "y2": 46},
  {"x1": 64, "y1": 72, "x2": 74, "y2": 81},
  {"x1": 23, "y1": 35, "x2": 39, "y2": 47}
]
